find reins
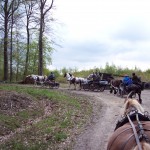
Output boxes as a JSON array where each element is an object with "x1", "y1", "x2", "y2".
[
  {"x1": 126, "y1": 110, "x2": 150, "y2": 150},
  {"x1": 127, "y1": 112, "x2": 142, "y2": 150},
  {"x1": 136, "y1": 113, "x2": 150, "y2": 143}
]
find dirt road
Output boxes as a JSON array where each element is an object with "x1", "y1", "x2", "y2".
[{"x1": 68, "y1": 89, "x2": 150, "y2": 150}]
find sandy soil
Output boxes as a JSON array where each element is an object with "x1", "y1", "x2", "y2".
[{"x1": 68, "y1": 89, "x2": 150, "y2": 150}]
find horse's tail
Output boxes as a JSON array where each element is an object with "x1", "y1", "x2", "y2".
[{"x1": 110, "y1": 80, "x2": 116, "y2": 89}]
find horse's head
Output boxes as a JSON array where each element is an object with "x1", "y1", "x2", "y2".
[
  {"x1": 87, "y1": 74, "x2": 93, "y2": 80},
  {"x1": 64, "y1": 73, "x2": 72, "y2": 81},
  {"x1": 124, "y1": 98, "x2": 144, "y2": 116}
]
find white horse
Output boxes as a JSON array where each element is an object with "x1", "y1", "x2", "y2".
[
  {"x1": 30, "y1": 74, "x2": 47, "y2": 86},
  {"x1": 64, "y1": 72, "x2": 87, "y2": 90}
]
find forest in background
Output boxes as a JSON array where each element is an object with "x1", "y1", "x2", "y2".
[
  {"x1": 0, "y1": 1, "x2": 150, "y2": 83},
  {"x1": 0, "y1": 0, "x2": 54, "y2": 81},
  {"x1": 56, "y1": 63, "x2": 150, "y2": 83}
]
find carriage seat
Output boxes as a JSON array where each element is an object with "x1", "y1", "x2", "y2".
[{"x1": 115, "y1": 112, "x2": 150, "y2": 131}]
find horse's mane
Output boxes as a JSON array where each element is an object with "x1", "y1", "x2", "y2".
[
  {"x1": 133, "y1": 141, "x2": 150, "y2": 150},
  {"x1": 124, "y1": 98, "x2": 144, "y2": 115},
  {"x1": 69, "y1": 73, "x2": 72, "y2": 77}
]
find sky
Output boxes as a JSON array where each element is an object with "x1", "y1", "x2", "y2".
[{"x1": 49, "y1": 0, "x2": 150, "y2": 71}]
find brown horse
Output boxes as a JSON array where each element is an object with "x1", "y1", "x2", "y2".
[
  {"x1": 119, "y1": 83, "x2": 143, "y2": 104},
  {"x1": 110, "y1": 79, "x2": 122, "y2": 95},
  {"x1": 107, "y1": 98, "x2": 150, "y2": 150}
]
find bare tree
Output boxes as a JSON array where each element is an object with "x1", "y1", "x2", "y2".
[
  {"x1": 10, "y1": 0, "x2": 20, "y2": 81},
  {"x1": 38, "y1": 0, "x2": 54, "y2": 75},
  {"x1": 23, "y1": 0, "x2": 36, "y2": 78},
  {"x1": 1, "y1": 0, "x2": 20, "y2": 81}
]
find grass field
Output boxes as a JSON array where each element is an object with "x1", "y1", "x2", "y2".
[{"x1": 0, "y1": 84, "x2": 92, "y2": 150}]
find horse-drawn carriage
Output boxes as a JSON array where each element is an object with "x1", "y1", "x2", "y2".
[
  {"x1": 23, "y1": 74, "x2": 60, "y2": 89},
  {"x1": 64, "y1": 72, "x2": 111, "y2": 91},
  {"x1": 81, "y1": 80, "x2": 109, "y2": 92},
  {"x1": 81, "y1": 73, "x2": 113, "y2": 91},
  {"x1": 41, "y1": 80, "x2": 60, "y2": 89}
]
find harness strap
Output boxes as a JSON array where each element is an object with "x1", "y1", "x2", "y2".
[
  {"x1": 127, "y1": 114, "x2": 142, "y2": 150},
  {"x1": 136, "y1": 113, "x2": 150, "y2": 143}
]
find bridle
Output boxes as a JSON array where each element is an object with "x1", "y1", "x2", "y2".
[
  {"x1": 126, "y1": 110, "x2": 150, "y2": 150},
  {"x1": 127, "y1": 111, "x2": 142, "y2": 150},
  {"x1": 109, "y1": 108, "x2": 150, "y2": 150}
]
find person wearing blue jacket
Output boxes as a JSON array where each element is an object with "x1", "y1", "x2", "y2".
[{"x1": 122, "y1": 75, "x2": 133, "y2": 86}]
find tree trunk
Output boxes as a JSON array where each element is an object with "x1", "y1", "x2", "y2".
[
  {"x1": 38, "y1": 10, "x2": 43, "y2": 76},
  {"x1": 10, "y1": 5, "x2": 14, "y2": 82},
  {"x1": 24, "y1": 22, "x2": 30, "y2": 78},
  {"x1": 4, "y1": 11, "x2": 8, "y2": 81}
]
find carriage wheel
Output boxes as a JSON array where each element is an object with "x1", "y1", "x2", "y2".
[
  {"x1": 90, "y1": 84, "x2": 95, "y2": 91},
  {"x1": 55, "y1": 84, "x2": 60, "y2": 89},
  {"x1": 99, "y1": 86, "x2": 105, "y2": 92},
  {"x1": 82, "y1": 85, "x2": 89, "y2": 91}
]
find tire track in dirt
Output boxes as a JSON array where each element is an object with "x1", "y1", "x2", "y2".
[{"x1": 69, "y1": 90, "x2": 124, "y2": 150}]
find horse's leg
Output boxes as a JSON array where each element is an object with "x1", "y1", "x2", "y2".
[
  {"x1": 110, "y1": 87, "x2": 113, "y2": 93},
  {"x1": 34, "y1": 79, "x2": 37, "y2": 87},
  {"x1": 138, "y1": 92, "x2": 142, "y2": 104},
  {"x1": 78, "y1": 81, "x2": 81, "y2": 90},
  {"x1": 114, "y1": 88, "x2": 117, "y2": 95},
  {"x1": 74, "y1": 83, "x2": 76, "y2": 90},
  {"x1": 68, "y1": 81, "x2": 71, "y2": 90},
  {"x1": 110, "y1": 85, "x2": 113, "y2": 93}
]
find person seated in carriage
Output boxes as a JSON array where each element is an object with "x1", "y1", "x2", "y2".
[
  {"x1": 92, "y1": 71, "x2": 100, "y2": 82},
  {"x1": 132, "y1": 72, "x2": 143, "y2": 90},
  {"x1": 122, "y1": 75, "x2": 133, "y2": 91},
  {"x1": 47, "y1": 72, "x2": 55, "y2": 82},
  {"x1": 123, "y1": 75, "x2": 133, "y2": 86}
]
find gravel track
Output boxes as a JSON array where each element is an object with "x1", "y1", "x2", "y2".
[{"x1": 67, "y1": 89, "x2": 150, "y2": 150}]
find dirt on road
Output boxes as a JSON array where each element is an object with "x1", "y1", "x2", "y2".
[{"x1": 68, "y1": 89, "x2": 150, "y2": 150}]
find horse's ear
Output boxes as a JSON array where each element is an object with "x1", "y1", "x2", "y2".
[
  {"x1": 124, "y1": 100, "x2": 130, "y2": 115},
  {"x1": 124, "y1": 98, "x2": 127, "y2": 104}
]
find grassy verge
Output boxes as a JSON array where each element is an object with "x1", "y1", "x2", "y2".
[{"x1": 0, "y1": 84, "x2": 92, "y2": 150}]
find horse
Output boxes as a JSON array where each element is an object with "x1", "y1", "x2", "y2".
[
  {"x1": 64, "y1": 72, "x2": 87, "y2": 90},
  {"x1": 36, "y1": 75, "x2": 47, "y2": 85},
  {"x1": 107, "y1": 97, "x2": 150, "y2": 150},
  {"x1": 120, "y1": 83, "x2": 143, "y2": 104},
  {"x1": 110, "y1": 79, "x2": 122, "y2": 95},
  {"x1": 24, "y1": 74, "x2": 47, "y2": 85}
]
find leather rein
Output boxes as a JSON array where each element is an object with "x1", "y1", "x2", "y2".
[
  {"x1": 111, "y1": 109, "x2": 150, "y2": 150},
  {"x1": 127, "y1": 110, "x2": 150, "y2": 150}
]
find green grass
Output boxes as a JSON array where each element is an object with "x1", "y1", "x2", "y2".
[
  {"x1": 0, "y1": 84, "x2": 93, "y2": 150},
  {"x1": 0, "y1": 84, "x2": 80, "y2": 107}
]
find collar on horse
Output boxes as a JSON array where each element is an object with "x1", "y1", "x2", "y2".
[{"x1": 115, "y1": 110, "x2": 150, "y2": 130}]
